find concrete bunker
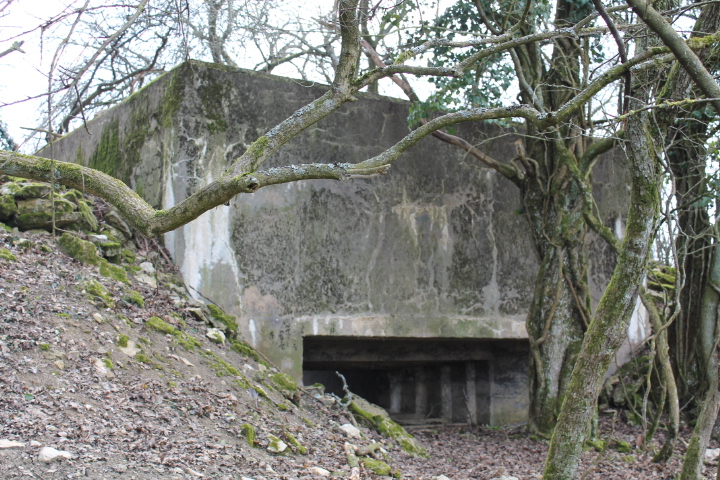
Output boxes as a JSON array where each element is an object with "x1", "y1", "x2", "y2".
[
  {"x1": 303, "y1": 336, "x2": 529, "y2": 426},
  {"x1": 36, "y1": 60, "x2": 632, "y2": 426}
]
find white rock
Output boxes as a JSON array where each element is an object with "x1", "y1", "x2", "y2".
[
  {"x1": 267, "y1": 434, "x2": 288, "y2": 454},
  {"x1": 206, "y1": 328, "x2": 226, "y2": 344},
  {"x1": 705, "y1": 447, "x2": 720, "y2": 463},
  {"x1": 0, "y1": 439, "x2": 25, "y2": 449},
  {"x1": 489, "y1": 476, "x2": 518, "y2": 480},
  {"x1": 339, "y1": 423, "x2": 362, "y2": 439},
  {"x1": 139, "y1": 261, "x2": 156, "y2": 274},
  {"x1": 308, "y1": 466, "x2": 331, "y2": 476},
  {"x1": 432, "y1": 476, "x2": 452, "y2": 480},
  {"x1": 38, "y1": 446, "x2": 73, "y2": 463},
  {"x1": 92, "y1": 313, "x2": 104, "y2": 324},
  {"x1": 118, "y1": 340, "x2": 140, "y2": 357},
  {"x1": 241, "y1": 477, "x2": 256, "y2": 480},
  {"x1": 92, "y1": 358, "x2": 114, "y2": 378},
  {"x1": 134, "y1": 272, "x2": 157, "y2": 288},
  {"x1": 184, "y1": 467, "x2": 204, "y2": 477},
  {"x1": 29, "y1": 441, "x2": 42, "y2": 447}
]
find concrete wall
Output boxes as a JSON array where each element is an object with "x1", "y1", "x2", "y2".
[{"x1": 37, "y1": 60, "x2": 631, "y2": 425}]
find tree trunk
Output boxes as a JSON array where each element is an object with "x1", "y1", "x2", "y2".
[
  {"x1": 523, "y1": 166, "x2": 589, "y2": 434},
  {"x1": 680, "y1": 219, "x2": 720, "y2": 479},
  {"x1": 542, "y1": 105, "x2": 660, "y2": 480}
]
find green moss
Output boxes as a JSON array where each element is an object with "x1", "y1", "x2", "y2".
[
  {"x1": 196, "y1": 71, "x2": 229, "y2": 134},
  {"x1": 276, "y1": 402, "x2": 289, "y2": 411},
  {"x1": 233, "y1": 378, "x2": 250, "y2": 389},
  {"x1": 585, "y1": 438, "x2": 606, "y2": 452},
  {"x1": 39, "y1": 343, "x2": 50, "y2": 351},
  {"x1": 16, "y1": 212, "x2": 52, "y2": 228},
  {"x1": 117, "y1": 334, "x2": 129, "y2": 348},
  {"x1": 267, "y1": 434, "x2": 289, "y2": 455},
  {"x1": 99, "y1": 260, "x2": 129, "y2": 283},
  {"x1": 16, "y1": 183, "x2": 51, "y2": 198},
  {"x1": 230, "y1": 340, "x2": 270, "y2": 367},
  {"x1": 245, "y1": 135, "x2": 269, "y2": 164},
  {"x1": 89, "y1": 119, "x2": 120, "y2": 177},
  {"x1": 301, "y1": 417, "x2": 314, "y2": 428},
  {"x1": 0, "y1": 222, "x2": 11, "y2": 232},
  {"x1": 103, "y1": 358, "x2": 114, "y2": 369},
  {"x1": 168, "y1": 381, "x2": 178, "y2": 388},
  {"x1": 61, "y1": 189, "x2": 84, "y2": 203},
  {"x1": 207, "y1": 304, "x2": 238, "y2": 337},
  {"x1": 361, "y1": 458, "x2": 400, "y2": 478},
  {"x1": 57, "y1": 313, "x2": 70, "y2": 318},
  {"x1": 76, "y1": 199, "x2": 98, "y2": 232},
  {"x1": 81, "y1": 280, "x2": 115, "y2": 307},
  {"x1": 135, "y1": 354, "x2": 150, "y2": 363},
  {"x1": 614, "y1": 440, "x2": 632, "y2": 453},
  {"x1": 161, "y1": 67, "x2": 186, "y2": 128},
  {"x1": 282, "y1": 431, "x2": 307, "y2": 455},
  {"x1": 58, "y1": 233, "x2": 102, "y2": 266},
  {"x1": 349, "y1": 398, "x2": 428, "y2": 458},
  {"x1": 121, "y1": 249, "x2": 136, "y2": 264},
  {"x1": 269, "y1": 372, "x2": 298, "y2": 400},
  {"x1": 122, "y1": 290, "x2": 145, "y2": 308},
  {"x1": 0, "y1": 194, "x2": 17, "y2": 219},
  {"x1": 146, "y1": 316, "x2": 177, "y2": 335},
  {"x1": 241, "y1": 424, "x2": 256, "y2": 447},
  {"x1": 175, "y1": 333, "x2": 202, "y2": 352},
  {"x1": 0, "y1": 248, "x2": 16, "y2": 261},
  {"x1": 201, "y1": 350, "x2": 241, "y2": 376},
  {"x1": 253, "y1": 385, "x2": 271, "y2": 399}
]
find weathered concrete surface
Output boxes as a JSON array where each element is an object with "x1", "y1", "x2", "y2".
[{"x1": 37, "y1": 61, "x2": 630, "y2": 424}]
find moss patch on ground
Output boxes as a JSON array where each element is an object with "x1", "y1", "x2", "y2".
[
  {"x1": 241, "y1": 424, "x2": 256, "y2": 447},
  {"x1": 145, "y1": 316, "x2": 201, "y2": 351},
  {"x1": 362, "y1": 458, "x2": 401, "y2": 478},
  {"x1": 81, "y1": 280, "x2": 115, "y2": 307},
  {"x1": 0, "y1": 248, "x2": 16, "y2": 261},
  {"x1": 122, "y1": 290, "x2": 145, "y2": 308},
  {"x1": 349, "y1": 397, "x2": 428, "y2": 458},
  {"x1": 59, "y1": 233, "x2": 102, "y2": 266},
  {"x1": 207, "y1": 304, "x2": 238, "y2": 337},
  {"x1": 230, "y1": 340, "x2": 270, "y2": 368}
]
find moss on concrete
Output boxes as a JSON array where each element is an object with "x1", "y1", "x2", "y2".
[
  {"x1": 0, "y1": 248, "x2": 16, "y2": 261},
  {"x1": 89, "y1": 119, "x2": 121, "y2": 177},
  {"x1": 349, "y1": 397, "x2": 428, "y2": 458}
]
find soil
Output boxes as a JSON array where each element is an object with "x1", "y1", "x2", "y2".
[{"x1": 0, "y1": 227, "x2": 716, "y2": 480}]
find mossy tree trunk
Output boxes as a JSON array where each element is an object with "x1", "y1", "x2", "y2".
[
  {"x1": 521, "y1": 135, "x2": 590, "y2": 434},
  {"x1": 542, "y1": 102, "x2": 661, "y2": 480}
]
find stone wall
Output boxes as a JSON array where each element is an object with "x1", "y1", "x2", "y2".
[{"x1": 37, "y1": 60, "x2": 631, "y2": 425}]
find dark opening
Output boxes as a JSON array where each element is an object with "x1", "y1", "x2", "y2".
[{"x1": 302, "y1": 336, "x2": 528, "y2": 425}]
